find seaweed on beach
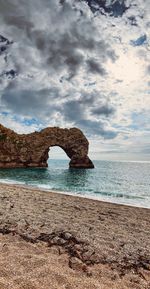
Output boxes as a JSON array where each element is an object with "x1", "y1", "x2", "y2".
[{"x1": 0, "y1": 226, "x2": 149, "y2": 278}]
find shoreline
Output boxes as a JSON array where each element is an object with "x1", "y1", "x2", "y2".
[
  {"x1": 0, "y1": 180, "x2": 150, "y2": 210},
  {"x1": 0, "y1": 182, "x2": 150, "y2": 288}
]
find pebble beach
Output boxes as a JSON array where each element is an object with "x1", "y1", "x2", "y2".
[{"x1": 0, "y1": 183, "x2": 150, "y2": 289}]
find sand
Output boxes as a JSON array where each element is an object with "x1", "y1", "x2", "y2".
[{"x1": 0, "y1": 183, "x2": 150, "y2": 289}]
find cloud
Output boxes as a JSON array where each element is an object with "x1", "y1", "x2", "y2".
[
  {"x1": 60, "y1": 99, "x2": 117, "y2": 138},
  {"x1": 0, "y1": 0, "x2": 116, "y2": 80},
  {"x1": 0, "y1": 0, "x2": 149, "y2": 159},
  {"x1": 78, "y1": 119, "x2": 117, "y2": 139},
  {"x1": 1, "y1": 86, "x2": 60, "y2": 118},
  {"x1": 0, "y1": 0, "x2": 118, "y2": 139},
  {"x1": 86, "y1": 58, "x2": 107, "y2": 75},
  {"x1": 84, "y1": 0, "x2": 129, "y2": 17},
  {"x1": 146, "y1": 65, "x2": 150, "y2": 74},
  {"x1": 91, "y1": 103, "x2": 115, "y2": 116}
]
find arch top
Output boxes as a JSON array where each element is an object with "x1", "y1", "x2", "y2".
[{"x1": 0, "y1": 124, "x2": 94, "y2": 169}]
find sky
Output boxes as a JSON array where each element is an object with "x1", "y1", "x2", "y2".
[{"x1": 0, "y1": 0, "x2": 149, "y2": 161}]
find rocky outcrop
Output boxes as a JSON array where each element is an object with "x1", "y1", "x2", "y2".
[{"x1": 0, "y1": 124, "x2": 94, "y2": 169}]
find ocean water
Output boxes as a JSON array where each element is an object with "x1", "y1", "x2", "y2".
[{"x1": 0, "y1": 159, "x2": 150, "y2": 208}]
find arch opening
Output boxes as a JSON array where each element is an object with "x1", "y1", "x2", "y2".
[{"x1": 48, "y1": 146, "x2": 70, "y2": 161}]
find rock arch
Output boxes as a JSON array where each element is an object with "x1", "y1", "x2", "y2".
[{"x1": 0, "y1": 125, "x2": 94, "y2": 169}]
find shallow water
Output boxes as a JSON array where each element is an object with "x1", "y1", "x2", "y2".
[{"x1": 0, "y1": 159, "x2": 150, "y2": 208}]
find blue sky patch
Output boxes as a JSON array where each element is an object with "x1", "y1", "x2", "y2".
[
  {"x1": 130, "y1": 35, "x2": 147, "y2": 47},
  {"x1": 1, "y1": 111, "x2": 9, "y2": 116}
]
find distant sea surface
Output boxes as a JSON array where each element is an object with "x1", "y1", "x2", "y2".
[{"x1": 0, "y1": 160, "x2": 150, "y2": 208}]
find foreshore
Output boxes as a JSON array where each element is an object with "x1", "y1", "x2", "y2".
[{"x1": 0, "y1": 183, "x2": 150, "y2": 289}]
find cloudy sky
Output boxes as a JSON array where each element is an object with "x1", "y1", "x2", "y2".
[{"x1": 0, "y1": 0, "x2": 149, "y2": 161}]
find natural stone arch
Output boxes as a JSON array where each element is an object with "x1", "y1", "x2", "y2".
[{"x1": 0, "y1": 124, "x2": 94, "y2": 169}]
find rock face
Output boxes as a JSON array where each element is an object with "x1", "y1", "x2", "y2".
[{"x1": 0, "y1": 124, "x2": 94, "y2": 169}]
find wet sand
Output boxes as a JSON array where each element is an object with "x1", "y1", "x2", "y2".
[{"x1": 0, "y1": 183, "x2": 150, "y2": 289}]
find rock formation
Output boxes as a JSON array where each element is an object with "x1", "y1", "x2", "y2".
[{"x1": 0, "y1": 124, "x2": 94, "y2": 169}]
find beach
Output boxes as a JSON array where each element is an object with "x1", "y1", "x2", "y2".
[{"x1": 0, "y1": 183, "x2": 150, "y2": 289}]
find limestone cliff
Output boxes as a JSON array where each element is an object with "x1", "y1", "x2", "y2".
[{"x1": 0, "y1": 124, "x2": 94, "y2": 169}]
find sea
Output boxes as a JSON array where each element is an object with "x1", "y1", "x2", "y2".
[{"x1": 0, "y1": 159, "x2": 150, "y2": 208}]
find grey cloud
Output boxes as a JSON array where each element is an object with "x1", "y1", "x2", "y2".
[
  {"x1": 0, "y1": 34, "x2": 13, "y2": 55},
  {"x1": 0, "y1": 0, "x2": 119, "y2": 140},
  {"x1": 61, "y1": 99, "x2": 117, "y2": 138},
  {"x1": 62, "y1": 92, "x2": 115, "y2": 120},
  {"x1": 140, "y1": 147, "x2": 150, "y2": 154},
  {"x1": 84, "y1": 0, "x2": 129, "y2": 17},
  {"x1": 1, "y1": 87, "x2": 60, "y2": 117},
  {"x1": 62, "y1": 100, "x2": 84, "y2": 122},
  {"x1": 80, "y1": 91, "x2": 97, "y2": 105},
  {"x1": 77, "y1": 119, "x2": 117, "y2": 139},
  {"x1": 86, "y1": 58, "x2": 106, "y2": 75},
  {"x1": 1, "y1": 88, "x2": 117, "y2": 139},
  {"x1": 0, "y1": 69, "x2": 17, "y2": 79},
  {"x1": 30, "y1": 23, "x2": 113, "y2": 78},
  {"x1": 91, "y1": 103, "x2": 115, "y2": 116},
  {"x1": 0, "y1": 0, "x2": 116, "y2": 80},
  {"x1": 79, "y1": 91, "x2": 116, "y2": 117},
  {"x1": 146, "y1": 65, "x2": 150, "y2": 74}
]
